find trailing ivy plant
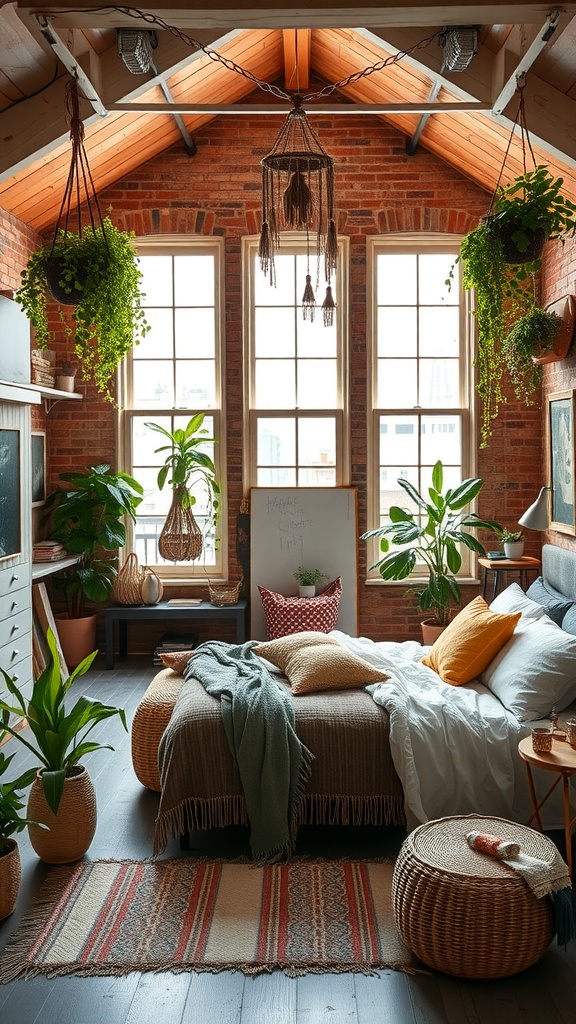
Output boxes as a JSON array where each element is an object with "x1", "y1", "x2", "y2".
[
  {"x1": 502, "y1": 306, "x2": 562, "y2": 403},
  {"x1": 16, "y1": 216, "x2": 149, "y2": 403}
]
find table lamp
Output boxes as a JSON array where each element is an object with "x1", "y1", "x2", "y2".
[{"x1": 518, "y1": 486, "x2": 550, "y2": 531}]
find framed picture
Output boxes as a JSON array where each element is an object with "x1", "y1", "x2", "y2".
[
  {"x1": 31, "y1": 430, "x2": 46, "y2": 507},
  {"x1": 0, "y1": 427, "x2": 21, "y2": 559},
  {"x1": 548, "y1": 390, "x2": 576, "y2": 535}
]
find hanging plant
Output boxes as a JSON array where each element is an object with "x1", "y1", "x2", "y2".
[
  {"x1": 502, "y1": 306, "x2": 563, "y2": 403},
  {"x1": 16, "y1": 217, "x2": 148, "y2": 403}
]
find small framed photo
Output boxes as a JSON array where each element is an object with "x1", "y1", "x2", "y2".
[
  {"x1": 31, "y1": 430, "x2": 46, "y2": 508},
  {"x1": 548, "y1": 390, "x2": 576, "y2": 535},
  {"x1": 0, "y1": 427, "x2": 21, "y2": 559}
]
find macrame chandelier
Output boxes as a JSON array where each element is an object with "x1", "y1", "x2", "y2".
[{"x1": 259, "y1": 98, "x2": 337, "y2": 327}]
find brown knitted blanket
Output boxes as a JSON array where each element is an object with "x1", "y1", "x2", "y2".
[{"x1": 154, "y1": 673, "x2": 404, "y2": 854}]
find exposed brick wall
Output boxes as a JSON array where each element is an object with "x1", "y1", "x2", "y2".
[{"x1": 2, "y1": 114, "x2": 567, "y2": 649}]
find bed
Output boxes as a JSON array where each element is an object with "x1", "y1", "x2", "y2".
[{"x1": 153, "y1": 543, "x2": 576, "y2": 854}]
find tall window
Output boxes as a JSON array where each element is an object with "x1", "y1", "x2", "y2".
[
  {"x1": 243, "y1": 235, "x2": 349, "y2": 488},
  {"x1": 367, "y1": 234, "x2": 475, "y2": 579},
  {"x1": 119, "y1": 239, "x2": 225, "y2": 579}
]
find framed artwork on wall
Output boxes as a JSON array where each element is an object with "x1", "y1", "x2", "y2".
[
  {"x1": 548, "y1": 390, "x2": 576, "y2": 535},
  {"x1": 31, "y1": 430, "x2": 46, "y2": 507},
  {"x1": 0, "y1": 427, "x2": 21, "y2": 559}
]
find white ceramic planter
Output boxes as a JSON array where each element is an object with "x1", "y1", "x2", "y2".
[
  {"x1": 298, "y1": 585, "x2": 316, "y2": 598},
  {"x1": 504, "y1": 540, "x2": 524, "y2": 559}
]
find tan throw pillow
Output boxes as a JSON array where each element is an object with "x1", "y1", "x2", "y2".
[
  {"x1": 160, "y1": 650, "x2": 195, "y2": 674},
  {"x1": 422, "y1": 596, "x2": 521, "y2": 686},
  {"x1": 253, "y1": 632, "x2": 387, "y2": 695}
]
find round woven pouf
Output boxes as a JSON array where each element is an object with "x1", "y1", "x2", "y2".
[
  {"x1": 392, "y1": 814, "x2": 556, "y2": 979},
  {"x1": 131, "y1": 669, "x2": 184, "y2": 791}
]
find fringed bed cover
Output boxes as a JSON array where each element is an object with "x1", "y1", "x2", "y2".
[{"x1": 154, "y1": 676, "x2": 405, "y2": 855}]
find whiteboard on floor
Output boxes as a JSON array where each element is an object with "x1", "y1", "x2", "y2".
[{"x1": 250, "y1": 487, "x2": 358, "y2": 640}]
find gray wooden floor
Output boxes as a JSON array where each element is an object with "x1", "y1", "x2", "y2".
[{"x1": 1, "y1": 656, "x2": 576, "y2": 1024}]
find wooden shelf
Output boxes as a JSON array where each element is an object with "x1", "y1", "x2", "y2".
[{"x1": 32, "y1": 555, "x2": 79, "y2": 580}]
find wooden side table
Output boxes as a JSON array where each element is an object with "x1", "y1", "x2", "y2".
[
  {"x1": 518, "y1": 734, "x2": 576, "y2": 876},
  {"x1": 478, "y1": 556, "x2": 541, "y2": 601}
]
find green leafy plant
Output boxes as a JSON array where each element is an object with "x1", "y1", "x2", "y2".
[
  {"x1": 15, "y1": 216, "x2": 149, "y2": 403},
  {"x1": 293, "y1": 567, "x2": 328, "y2": 587},
  {"x1": 361, "y1": 460, "x2": 502, "y2": 626},
  {"x1": 0, "y1": 734, "x2": 44, "y2": 854},
  {"x1": 146, "y1": 413, "x2": 220, "y2": 521},
  {"x1": 42, "y1": 464, "x2": 143, "y2": 618},
  {"x1": 502, "y1": 307, "x2": 562, "y2": 403},
  {"x1": 0, "y1": 630, "x2": 127, "y2": 816},
  {"x1": 497, "y1": 528, "x2": 523, "y2": 543},
  {"x1": 449, "y1": 166, "x2": 576, "y2": 445}
]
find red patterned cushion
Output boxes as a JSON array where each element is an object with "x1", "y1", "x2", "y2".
[{"x1": 258, "y1": 578, "x2": 342, "y2": 640}]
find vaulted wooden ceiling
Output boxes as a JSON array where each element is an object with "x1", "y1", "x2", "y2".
[{"x1": 1, "y1": 1, "x2": 576, "y2": 232}]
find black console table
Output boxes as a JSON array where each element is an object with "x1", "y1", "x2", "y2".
[{"x1": 104, "y1": 599, "x2": 248, "y2": 669}]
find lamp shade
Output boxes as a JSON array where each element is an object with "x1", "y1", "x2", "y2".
[{"x1": 518, "y1": 486, "x2": 550, "y2": 531}]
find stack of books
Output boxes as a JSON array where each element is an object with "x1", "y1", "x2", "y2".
[
  {"x1": 30, "y1": 349, "x2": 55, "y2": 388},
  {"x1": 33, "y1": 540, "x2": 66, "y2": 562},
  {"x1": 153, "y1": 632, "x2": 199, "y2": 666}
]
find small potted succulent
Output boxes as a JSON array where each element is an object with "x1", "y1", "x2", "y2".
[
  {"x1": 293, "y1": 567, "x2": 329, "y2": 598},
  {"x1": 499, "y1": 529, "x2": 525, "y2": 559},
  {"x1": 55, "y1": 359, "x2": 76, "y2": 393}
]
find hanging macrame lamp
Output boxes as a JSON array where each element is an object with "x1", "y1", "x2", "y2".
[
  {"x1": 259, "y1": 98, "x2": 337, "y2": 326},
  {"x1": 47, "y1": 75, "x2": 109, "y2": 304}
]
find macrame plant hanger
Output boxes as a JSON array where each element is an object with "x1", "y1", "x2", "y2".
[{"x1": 47, "y1": 75, "x2": 108, "y2": 303}]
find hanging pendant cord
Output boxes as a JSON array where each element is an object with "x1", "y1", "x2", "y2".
[{"x1": 488, "y1": 76, "x2": 538, "y2": 214}]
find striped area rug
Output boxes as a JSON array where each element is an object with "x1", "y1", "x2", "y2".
[{"x1": 0, "y1": 858, "x2": 420, "y2": 980}]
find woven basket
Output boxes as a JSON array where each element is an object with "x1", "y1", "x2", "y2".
[
  {"x1": 27, "y1": 765, "x2": 97, "y2": 864},
  {"x1": 131, "y1": 670, "x2": 185, "y2": 791},
  {"x1": 158, "y1": 490, "x2": 203, "y2": 562},
  {"x1": 208, "y1": 580, "x2": 242, "y2": 606},
  {"x1": 111, "y1": 552, "x2": 144, "y2": 605},
  {"x1": 392, "y1": 814, "x2": 555, "y2": 979}
]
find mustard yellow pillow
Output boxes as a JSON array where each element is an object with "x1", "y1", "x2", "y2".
[
  {"x1": 421, "y1": 596, "x2": 521, "y2": 686},
  {"x1": 253, "y1": 632, "x2": 387, "y2": 695}
]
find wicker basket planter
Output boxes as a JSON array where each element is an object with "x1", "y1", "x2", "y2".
[
  {"x1": 0, "y1": 839, "x2": 21, "y2": 920},
  {"x1": 27, "y1": 765, "x2": 97, "y2": 864},
  {"x1": 158, "y1": 488, "x2": 203, "y2": 562},
  {"x1": 208, "y1": 581, "x2": 242, "y2": 606}
]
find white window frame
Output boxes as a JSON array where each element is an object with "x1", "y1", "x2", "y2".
[
  {"x1": 242, "y1": 233, "x2": 350, "y2": 489},
  {"x1": 117, "y1": 235, "x2": 226, "y2": 582},
  {"x1": 366, "y1": 233, "x2": 477, "y2": 583}
]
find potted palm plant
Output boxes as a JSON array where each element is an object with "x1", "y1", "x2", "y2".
[
  {"x1": 361, "y1": 460, "x2": 502, "y2": 642},
  {"x1": 0, "y1": 630, "x2": 127, "y2": 864},
  {"x1": 0, "y1": 727, "x2": 45, "y2": 919},
  {"x1": 42, "y1": 463, "x2": 143, "y2": 666},
  {"x1": 15, "y1": 216, "x2": 149, "y2": 403},
  {"x1": 146, "y1": 414, "x2": 220, "y2": 562},
  {"x1": 451, "y1": 166, "x2": 576, "y2": 444}
]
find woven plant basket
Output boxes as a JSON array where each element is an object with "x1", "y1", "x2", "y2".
[
  {"x1": 158, "y1": 488, "x2": 203, "y2": 562},
  {"x1": 27, "y1": 765, "x2": 97, "y2": 864},
  {"x1": 208, "y1": 580, "x2": 242, "y2": 606},
  {"x1": 0, "y1": 839, "x2": 21, "y2": 921},
  {"x1": 111, "y1": 552, "x2": 144, "y2": 605}
]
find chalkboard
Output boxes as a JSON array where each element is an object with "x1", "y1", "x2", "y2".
[{"x1": 250, "y1": 487, "x2": 358, "y2": 640}]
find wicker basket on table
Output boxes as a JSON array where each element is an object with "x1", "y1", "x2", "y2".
[{"x1": 208, "y1": 581, "x2": 242, "y2": 606}]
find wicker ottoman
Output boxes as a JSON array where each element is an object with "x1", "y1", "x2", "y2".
[
  {"x1": 392, "y1": 814, "x2": 556, "y2": 979},
  {"x1": 131, "y1": 669, "x2": 184, "y2": 791}
]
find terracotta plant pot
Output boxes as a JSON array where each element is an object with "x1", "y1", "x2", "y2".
[
  {"x1": 55, "y1": 612, "x2": 97, "y2": 669},
  {"x1": 27, "y1": 765, "x2": 97, "y2": 864},
  {"x1": 0, "y1": 838, "x2": 21, "y2": 920},
  {"x1": 421, "y1": 620, "x2": 447, "y2": 646}
]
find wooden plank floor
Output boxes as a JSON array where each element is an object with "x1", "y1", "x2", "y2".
[{"x1": 1, "y1": 656, "x2": 576, "y2": 1024}]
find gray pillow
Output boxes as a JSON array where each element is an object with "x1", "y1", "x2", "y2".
[
  {"x1": 525, "y1": 576, "x2": 573, "y2": 626},
  {"x1": 561, "y1": 605, "x2": 576, "y2": 636}
]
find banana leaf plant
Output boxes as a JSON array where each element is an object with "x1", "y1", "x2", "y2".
[
  {"x1": 0, "y1": 630, "x2": 127, "y2": 815},
  {"x1": 362, "y1": 460, "x2": 502, "y2": 626}
]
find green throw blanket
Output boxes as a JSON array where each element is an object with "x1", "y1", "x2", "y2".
[{"x1": 184, "y1": 640, "x2": 313, "y2": 861}]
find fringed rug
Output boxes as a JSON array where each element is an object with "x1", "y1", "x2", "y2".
[{"x1": 0, "y1": 858, "x2": 421, "y2": 981}]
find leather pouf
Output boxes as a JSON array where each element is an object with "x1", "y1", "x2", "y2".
[
  {"x1": 0, "y1": 839, "x2": 21, "y2": 920},
  {"x1": 27, "y1": 765, "x2": 97, "y2": 864}
]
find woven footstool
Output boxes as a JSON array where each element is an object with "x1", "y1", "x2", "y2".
[
  {"x1": 392, "y1": 814, "x2": 556, "y2": 979},
  {"x1": 131, "y1": 669, "x2": 184, "y2": 791}
]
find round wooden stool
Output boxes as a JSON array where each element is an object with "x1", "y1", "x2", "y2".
[
  {"x1": 131, "y1": 669, "x2": 184, "y2": 791},
  {"x1": 392, "y1": 814, "x2": 556, "y2": 978}
]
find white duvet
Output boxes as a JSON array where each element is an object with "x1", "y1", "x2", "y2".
[{"x1": 330, "y1": 631, "x2": 571, "y2": 830}]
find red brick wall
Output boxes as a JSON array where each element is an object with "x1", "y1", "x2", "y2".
[{"x1": 2, "y1": 114, "x2": 565, "y2": 647}]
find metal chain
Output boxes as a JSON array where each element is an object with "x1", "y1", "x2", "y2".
[{"x1": 53, "y1": 6, "x2": 441, "y2": 103}]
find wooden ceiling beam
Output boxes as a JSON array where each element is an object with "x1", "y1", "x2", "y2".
[
  {"x1": 17, "y1": 3, "x2": 576, "y2": 32},
  {"x1": 282, "y1": 29, "x2": 310, "y2": 91},
  {"x1": 107, "y1": 100, "x2": 490, "y2": 114}
]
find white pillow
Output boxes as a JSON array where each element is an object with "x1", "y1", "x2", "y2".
[
  {"x1": 490, "y1": 583, "x2": 546, "y2": 621},
  {"x1": 480, "y1": 615, "x2": 576, "y2": 721}
]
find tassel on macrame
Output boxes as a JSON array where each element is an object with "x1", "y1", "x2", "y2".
[
  {"x1": 322, "y1": 285, "x2": 335, "y2": 327},
  {"x1": 302, "y1": 274, "x2": 316, "y2": 321}
]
